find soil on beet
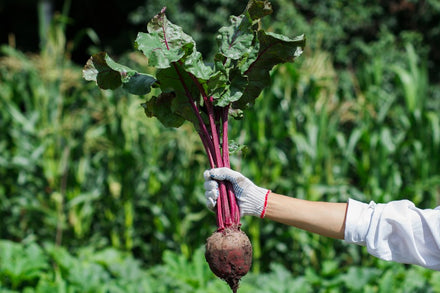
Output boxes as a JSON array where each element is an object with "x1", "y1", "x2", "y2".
[{"x1": 205, "y1": 228, "x2": 253, "y2": 293}]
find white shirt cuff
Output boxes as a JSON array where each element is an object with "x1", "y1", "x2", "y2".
[{"x1": 344, "y1": 198, "x2": 375, "y2": 246}]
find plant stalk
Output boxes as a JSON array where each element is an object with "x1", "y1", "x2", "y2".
[
  {"x1": 180, "y1": 69, "x2": 240, "y2": 230},
  {"x1": 221, "y1": 106, "x2": 240, "y2": 225}
]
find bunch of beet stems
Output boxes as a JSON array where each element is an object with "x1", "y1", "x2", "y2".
[{"x1": 173, "y1": 62, "x2": 240, "y2": 230}]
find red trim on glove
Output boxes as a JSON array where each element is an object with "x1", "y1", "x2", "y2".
[{"x1": 260, "y1": 190, "x2": 271, "y2": 218}]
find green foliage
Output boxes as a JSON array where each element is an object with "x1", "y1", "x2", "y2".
[
  {"x1": 1, "y1": 240, "x2": 440, "y2": 292},
  {"x1": 0, "y1": 241, "x2": 48, "y2": 289},
  {"x1": 0, "y1": 240, "x2": 156, "y2": 292},
  {"x1": 84, "y1": 0, "x2": 305, "y2": 131},
  {"x1": 0, "y1": 27, "x2": 211, "y2": 264},
  {"x1": 1, "y1": 0, "x2": 440, "y2": 292}
]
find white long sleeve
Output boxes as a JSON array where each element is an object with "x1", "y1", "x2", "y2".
[{"x1": 344, "y1": 198, "x2": 440, "y2": 270}]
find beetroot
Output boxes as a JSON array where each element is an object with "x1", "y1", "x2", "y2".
[{"x1": 205, "y1": 228, "x2": 253, "y2": 292}]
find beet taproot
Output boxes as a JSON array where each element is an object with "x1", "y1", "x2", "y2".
[{"x1": 205, "y1": 228, "x2": 252, "y2": 292}]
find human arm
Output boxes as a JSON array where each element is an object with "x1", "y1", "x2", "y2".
[
  {"x1": 204, "y1": 167, "x2": 440, "y2": 270},
  {"x1": 265, "y1": 192, "x2": 347, "y2": 239},
  {"x1": 269, "y1": 194, "x2": 440, "y2": 269},
  {"x1": 204, "y1": 168, "x2": 348, "y2": 239}
]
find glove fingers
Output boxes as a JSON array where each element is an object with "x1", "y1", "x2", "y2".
[
  {"x1": 206, "y1": 196, "x2": 217, "y2": 210},
  {"x1": 203, "y1": 170, "x2": 212, "y2": 181},
  {"x1": 204, "y1": 180, "x2": 218, "y2": 191},
  {"x1": 205, "y1": 189, "x2": 218, "y2": 210},
  {"x1": 204, "y1": 180, "x2": 220, "y2": 208},
  {"x1": 206, "y1": 167, "x2": 242, "y2": 184},
  {"x1": 205, "y1": 189, "x2": 219, "y2": 200}
]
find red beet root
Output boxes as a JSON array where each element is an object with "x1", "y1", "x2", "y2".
[{"x1": 205, "y1": 228, "x2": 253, "y2": 292}]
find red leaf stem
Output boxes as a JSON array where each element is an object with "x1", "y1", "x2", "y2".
[
  {"x1": 216, "y1": 191, "x2": 224, "y2": 230},
  {"x1": 205, "y1": 96, "x2": 232, "y2": 227},
  {"x1": 171, "y1": 63, "x2": 215, "y2": 157},
  {"x1": 159, "y1": 8, "x2": 171, "y2": 51},
  {"x1": 199, "y1": 132, "x2": 215, "y2": 168},
  {"x1": 205, "y1": 97, "x2": 223, "y2": 168},
  {"x1": 178, "y1": 66, "x2": 240, "y2": 229},
  {"x1": 220, "y1": 181, "x2": 232, "y2": 227},
  {"x1": 221, "y1": 106, "x2": 240, "y2": 225},
  {"x1": 184, "y1": 71, "x2": 236, "y2": 228},
  {"x1": 221, "y1": 106, "x2": 230, "y2": 168}
]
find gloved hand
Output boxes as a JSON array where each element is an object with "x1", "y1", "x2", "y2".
[{"x1": 203, "y1": 167, "x2": 270, "y2": 218}]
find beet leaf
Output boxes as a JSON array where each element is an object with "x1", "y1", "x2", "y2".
[{"x1": 83, "y1": 52, "x2": 157, "y2": 95}]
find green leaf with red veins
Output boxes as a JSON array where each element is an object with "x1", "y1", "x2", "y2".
[
  {"x1": 182, "y1": 50, "x2": 213, "y2": 81},
  {"x1": 83, "y1": 52, "x2": 157, "y2": 95},
  {"x1": 141, "y1": 92, "x2": 185, "y2": 128},
  {"x1": 135, "y1": 32, "x2": 187, "y2": 69},
  {"x1": 156, "y1": 64, "x2": 201, "y2": 126},
  {"x1": 233, "y1": 31, "x2": 306, "y2": 109},
  {"x1": 216, "y1": 14, "x2": 254, "y2": 60},
  {"x1": 207, "y1": 54, "x2": 230, "y2": 99},
  {"x1": 212, "y1": 67, "x2": 248, "y2": 107},
  {"x1": 245, "y1": 0, "x2": 273, "y2": 20},
  {"x1": 209, "y1": 0, "x2": 275, "y2": 108},
  {"x1": 83, "y1": 52, "x2": 121, "y2": 90},
  {"x1": 83, "y1": 0, "x2": 305, "y2": 130},
  {"x1": 135, "y1": 7, "x2": 213, "y2": 84},
  {"x1": 216, "y1": 0, "x2": 272, "y2": 61},
  {"x1": 135, "y1": 8, "x2": 196, "y2": 69}
]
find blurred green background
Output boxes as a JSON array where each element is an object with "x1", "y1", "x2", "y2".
[{"x1": 1, "y1": 0, "x2": 440, "y2": 292}]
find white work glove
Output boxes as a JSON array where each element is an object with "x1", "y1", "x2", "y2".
[{"x1": 203, "y1": 167, "x2": 270, "y2": 218}]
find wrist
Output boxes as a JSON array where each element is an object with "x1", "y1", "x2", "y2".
[
  {"x1": 241, "y1": 187, "x2": 270, "y2": 217},
  {"x1": 259, "y1": 190, "x2": 271, "y2": 218}
]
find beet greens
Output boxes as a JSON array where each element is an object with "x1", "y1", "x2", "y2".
[{"x1": 83, "y1": 0, "x2": 304, "y2": 289}]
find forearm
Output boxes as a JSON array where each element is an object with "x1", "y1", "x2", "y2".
[{"x1": 265, "y1": 192, "x2": 348, "y2": 239}]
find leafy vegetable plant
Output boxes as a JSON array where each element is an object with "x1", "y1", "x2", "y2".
[{"x1": 83, "y1": 0, "x2": 304, "y2": 291}]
